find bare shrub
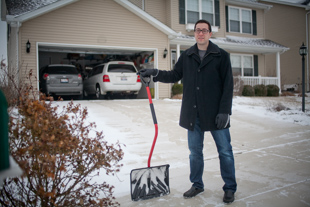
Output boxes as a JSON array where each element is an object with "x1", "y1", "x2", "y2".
[
  {"x1": 297, "y1": 93, "x2": 308, "y2": 97},
  {"x1": 281, "y1": 91, "x2": 295, "y2": 97},
  {"x1": 233, "y1": 75, "x2": 244, "y2": 96},
  {"x1": 268, "y1": 102, "x2": 290, "y2": 112},
  {"x1": 0, "y1": 59, "x2": 21, "y2": 107},
  {"x1": 0, "y1": 62, "x2": 124, "y2": 206}
]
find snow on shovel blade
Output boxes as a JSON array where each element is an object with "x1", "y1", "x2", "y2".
[{"x1": 130, "y1": 164, "x2": 170, "y2": 201}]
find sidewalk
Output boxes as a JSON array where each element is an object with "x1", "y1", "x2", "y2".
[{"x1": 81, "y1": 97, "x2": 310, "y2": 207}]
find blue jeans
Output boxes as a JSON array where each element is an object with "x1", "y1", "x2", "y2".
[{"x1": 187, "y1": 117, "x2": 237, "y2": 192}]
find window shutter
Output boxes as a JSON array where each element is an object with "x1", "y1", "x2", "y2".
[
  {"x1": 254, "y1": 55, "x2": 258, "y2": 76},
  {"x1": 179, "y1": 0, "x2": 185, "y2": 24},
  {"x1": 215, "y1": 0, "x2": 220, "y2": 27},
  {"x1": 225, "y1": 6, "x2": 229, "y2": 32},
  {"x1": 252, "y1": 10, "x2": 257, "y2": 35}
]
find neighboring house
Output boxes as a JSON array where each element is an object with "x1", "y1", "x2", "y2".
[
  {"x1": 260, "y1": 0, "x2": 310, "y2": 92},
  {"x1": 1, "y1": 0, "x2": 309, "y2": 99}
]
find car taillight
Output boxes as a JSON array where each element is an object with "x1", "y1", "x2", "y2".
[
  {"x1": 137, "y1": 75, "x2": 141, "y2": 82},
  {"x1": 43, "y1": 73, "x2": 49, "y2": 80},
  {"x1": 78, "y1": 74, "x2": 82, "y2": 80},
  {"x1": 103, "y1": 75, "x2": 110, "y2": 82}
]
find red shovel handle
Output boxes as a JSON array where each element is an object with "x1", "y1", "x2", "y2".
[
  {"x1": 146, "y1": 85, "x2": 158, "y2": 168},
  {"x1": 141, "y1": 77, "x2": 158, "y2": 168}
]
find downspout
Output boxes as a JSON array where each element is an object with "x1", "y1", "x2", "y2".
[
  {"x1": 306, "y1": 11, "x2": 310, "y2": 91},
  {"x1": 10, "y1": 21, "x2": 22, "y2": 86}
]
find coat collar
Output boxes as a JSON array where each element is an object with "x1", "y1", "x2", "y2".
[{"x1": 186, "y1": 40, "x2": 221, "y2": 56}]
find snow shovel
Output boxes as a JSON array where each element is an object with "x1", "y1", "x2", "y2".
[{"x1": 130, "y1": 76, "x2": 170, "y2": 201}]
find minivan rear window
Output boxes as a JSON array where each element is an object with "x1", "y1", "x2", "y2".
[
  {"x1": 108, "y1": 64, "x2": 136, "y2": 73},
  {"x1": 47, "y1": 66, "x2": 79, "y2": 74}
]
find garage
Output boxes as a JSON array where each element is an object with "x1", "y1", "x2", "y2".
[{"x1": 38, "y1": 43, "x2": 157, "y2": 100}]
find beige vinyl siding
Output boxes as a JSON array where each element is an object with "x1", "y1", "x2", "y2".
[
  {"x1": 258, "y1": 54, "x2": 265, "y2": 76},
  {"x1": 129, "y1": 0, "x2": 143, "y2": 9},
  {"x1": 145, "y1": 0, "x2": 167, "y2": 25},
  {"x1": 165, "y1": 0, "x2": 172, "y2": 28},
  {"x1": 19, "y1": 0, "x2": 171, "y2": 98},
  {"x1": 214, "y1": 0, "x2": 226, "y2": 38},
  {"x1": 264, "y1": 3, "x2": 306, "y2": 89}
]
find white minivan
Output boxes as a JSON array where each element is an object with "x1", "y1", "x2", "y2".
[{"x1": 83, "y1": 61, "x2": 142, "y2": 99}]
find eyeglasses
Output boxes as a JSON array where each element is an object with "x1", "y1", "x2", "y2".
[{"x1": 194, "y1": 29, "x2": 210, "y2": 34}]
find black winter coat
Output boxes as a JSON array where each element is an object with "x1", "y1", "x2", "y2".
[{"x1": 154, "y1": 41, "x2": 233, "y2": 131}]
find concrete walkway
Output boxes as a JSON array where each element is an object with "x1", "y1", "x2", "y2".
[{"x1": 83, "y1": 97, "x2": 310, "y2": 207}]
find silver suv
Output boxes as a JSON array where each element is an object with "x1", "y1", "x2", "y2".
[
  {"x1": 83, "y1": 61, "x2": 142, "y2": 99},
  {"x1": 39, "y1": 64, "x2": 83, "y2": 99}
]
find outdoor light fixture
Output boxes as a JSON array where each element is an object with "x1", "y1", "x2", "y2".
[
  {"x1": 26, "y1": 40, "x2": 31, "y2": 53},
  {"x1": 163, "y1": 48, "x2": 168, "y2": 58},
  {"x1": 299, "y1": 42, "x2": 307, "y2": 112},
  {"x1": 299, "y1": 42, "x2": 307, "y2": 56}
]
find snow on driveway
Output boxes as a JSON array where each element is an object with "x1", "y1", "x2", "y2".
[{"x1": 53, "y1": 95, "x2": 310, "y2": 206}]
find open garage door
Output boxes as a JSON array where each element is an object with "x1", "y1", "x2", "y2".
[{"x1": 38, "y1": 43, "x2": 157, "y2": 99}]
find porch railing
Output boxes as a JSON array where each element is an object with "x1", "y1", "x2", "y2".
[{"x1": 234, "y1": 75, "x2": 279, "y2": 92}]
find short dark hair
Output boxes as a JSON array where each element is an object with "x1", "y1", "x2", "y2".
[{"x1": 194, "y1": 19, "x2": 212, "y2": 33}]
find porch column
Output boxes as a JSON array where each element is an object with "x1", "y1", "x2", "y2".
[
  {"x1": 176, "y1": 44, "x2": 181, "y2": 84},
  {"x1": 276, "y1": 52, "x2": 281, "y2": 93}
]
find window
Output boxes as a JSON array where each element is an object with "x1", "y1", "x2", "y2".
[
  {"x1": 108, "y1": 64, "x2": 136, "y2": 73},
  {"x1": 228, "y1": 6, "x2": 252, "y2": 34},
  {"x1": 92, "y1": 65, "x2": 104, "y2": 76},
  {"x1": 186, "y1": 0, "x2": 214, "y2": 25},
  {"x1": 231, "y1": 54, "x2": 254, "y2": 76}
]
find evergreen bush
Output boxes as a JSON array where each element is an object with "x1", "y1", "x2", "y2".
[
  {"x1": 172, "y1": 83, "x2": 183, "y2": 95},
  {"x1": 254, "y1": 84, "x2": 267, "y2": 96},
  {"x1": 267, "y1": 84, "x2": 280, "y2": 97},
  {"x1": 242, "y1": 85, "x2": 255, "y2": 96}
]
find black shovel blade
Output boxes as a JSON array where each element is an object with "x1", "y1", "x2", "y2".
[{"x1": 130, "y1": 164, "x2": 170, "y2": 201}]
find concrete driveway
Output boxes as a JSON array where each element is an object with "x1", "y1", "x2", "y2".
[{"x1": 80, "y1": 96, "x2": 310, "y2": 207}]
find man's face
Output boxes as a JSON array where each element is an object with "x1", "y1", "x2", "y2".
[{"x1": 194, "y1": 23, "x2": 212, "y2": 49}]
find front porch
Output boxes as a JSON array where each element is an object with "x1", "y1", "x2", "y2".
[{"x1": 234, "y1": 75, "x2": 280, "y2": 93}]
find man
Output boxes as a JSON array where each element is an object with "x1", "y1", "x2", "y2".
[{"x1": 138, "y1": 19, "x2": 237, "y2": 204}]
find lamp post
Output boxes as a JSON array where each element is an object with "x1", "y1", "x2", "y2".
[{"x1": 299, "y1": 43, "x2": 307, "y2": 112}]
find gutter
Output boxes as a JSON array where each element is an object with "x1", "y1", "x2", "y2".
[
  {"x1": 9, "y1": 21, "x2": 22, "y2": 85},
  {"x1": 113, "y1": 0, "x2": 180, "y2": 39},
  {"x1": 260, "y1": 0, "x2": 310, "y2": 10},
  {"x1": 226, "y1": 0, "x2": 272, "y2": 11}
]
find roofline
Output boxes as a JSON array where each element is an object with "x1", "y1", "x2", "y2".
[
  {"x1": 260, "y1": 0, "x2": 310, "y2": 10},
  {"x1": 170, "y1": 38, "x2": 289, "y2": 54},
  {"x1": 226, "y1": 0, "x2": 273, "y2": 11},
  {"x1": 6, "y1": 0, "x2": 79, "y2": 24},
  {"x1": 215, "y1": 41, "x2": 290, "y2": 54},
  {"x1": 113, "y1": 0, "x2": 180, "y2": 38}
]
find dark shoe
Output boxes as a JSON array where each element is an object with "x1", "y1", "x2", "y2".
[
  {"x1": 223, "y1": 190, "x2": 235, "y2": 203},
  {"x1": 183, "y1": 186, "x2": 204, "y2": 198}
]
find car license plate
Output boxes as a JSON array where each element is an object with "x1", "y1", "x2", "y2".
[
  {"x1": 121, "y1": 77, "x2": 127, "y2": 81},
  {"x1": 60, "y1": 78, "x2": 69, "y2": 83}
]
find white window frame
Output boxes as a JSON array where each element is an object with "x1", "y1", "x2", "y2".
[
  {"x1": 228, "y1": 6, "x2": 252, "y2": 34},
  {"x1": 185, "y1": 0, "x2": 215, "y2": 26},
  {"x1": 230, "y1": 54, "x2": 254, "y2": 77}
]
